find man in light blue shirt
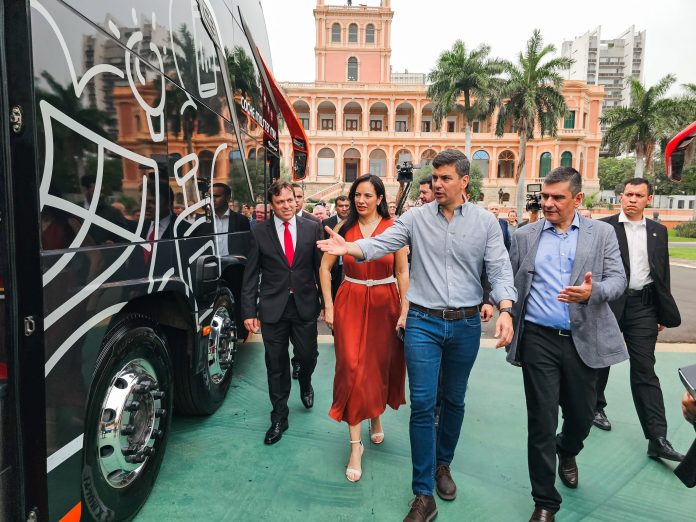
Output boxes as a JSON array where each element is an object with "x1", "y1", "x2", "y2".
[{"x1": 318, "y1": 149, "x2": 516, "y2": 522}]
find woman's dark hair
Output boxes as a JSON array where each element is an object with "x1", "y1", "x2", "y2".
[{"x1": 339, "y1": 174, "x2": 390, "y2": 238}]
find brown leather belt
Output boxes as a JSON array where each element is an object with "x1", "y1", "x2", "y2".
[{"x1": 410, "y1": 303, "x2": 478, "y2": 321}]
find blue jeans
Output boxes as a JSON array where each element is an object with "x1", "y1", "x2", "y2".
[{"x1": 405, "y1": 308, "x2": 481, "y2": 496}]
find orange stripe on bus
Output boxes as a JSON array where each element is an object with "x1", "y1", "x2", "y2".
[{"x1": 59, "y1": 502, "x2": 81, "y2": 522}]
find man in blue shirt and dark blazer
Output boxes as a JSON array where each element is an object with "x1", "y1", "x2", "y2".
[{"x1": 507, "y1": 167, "x2": 628, "y2": 522}]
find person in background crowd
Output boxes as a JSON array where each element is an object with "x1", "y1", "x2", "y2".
[
  {"x1": 241, "y1": 203, "x2": 252, "y2": 220},
  {"x1": 111, "y1": 201, "x2": 127, "y2": 218},
  {"x1": 320, "y1": 174, "x2": 409, "y2": 483},
  {"x1": 388, "y1": 200, "x2": 397, "y2": 219},
  {"x1": 230, "y1": 200, "x2": 240, "y2": 213},
  {"x1": 173, "y1": 204, "x2": 185, "y2": 216},
  {"x1": 487, "y1": 202, "x2": 511, "y2": 251},
  {"x1": 506, "y1": 167, "x2": 627, "y2": 522},
  {"x1": 507, "y1": 209, "x2": 519, "y2": 232},
  {"x1": 419, "y1": 176, "x2": 435, "y2": 205},
  {"x1": 313, "y1": 204, "x2": 327, "y2": 221},
  {"x1": 250, "y1": 203, "x2": 270, "y2": 228},
  {"x1": 323, "y1": 195, "x2": 351, "y2": 301},
  {"x1": 317, "y1": 149, "x2": 515, "y2": 522},
  {"x1": 292, "y1": 183, "x2": 320, "y2": 223},
  {"x1": 211, "y1": 183, "x2": 250, "y2": 256},
  {"x1": 519, "y1": 207, "x2": 541, "y2": 228},
  {"x1": 593, "y1": 178, "x2": 684, "y2": 462},
  {"x1": 580, "y1": 209, "x2": 592, "y2": 219},
  {"x1": 241, "y1": 180, "x2": 323, "y2": 446}
]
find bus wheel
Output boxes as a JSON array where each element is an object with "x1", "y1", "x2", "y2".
[
  {"x1": 175, "y1": 288, "x2": 237, "y2": 415},
  {"x1": 81, "y1": 315, "x2": 173, "y2": 521}
]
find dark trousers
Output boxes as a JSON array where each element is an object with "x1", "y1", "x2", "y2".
[
  {"x1": 261, "y1": 295, "x2": 318, "y2": 423},
  {"x1": 520, "y1": 322, "x2": 598, "y2": 512},
  {"x1": 596, "y1": 295, "x2": 665, "y2": 439}
]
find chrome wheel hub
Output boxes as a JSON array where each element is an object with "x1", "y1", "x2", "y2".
[
  {"x1": 97, "y1": 358, "x2": 165, "y2": 488},
  {"x1": 207, "y1": 306, "x2": 236, "y2": 385}
]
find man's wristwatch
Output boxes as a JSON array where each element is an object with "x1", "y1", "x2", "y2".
[{"x1": 498, "y1": 306, "x2": 514, "y2": 318}]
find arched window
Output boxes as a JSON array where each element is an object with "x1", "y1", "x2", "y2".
[
  {"x1": 472, "y1": 150, "x2": 490, "y2": 178},
  {"x1": 348, "y1": 23, "x2": 358, "y2": 43},
  {"x1": 347, "y1": 57, "x2": 358, "y2": 82},
  {"x1": 561, "y1": 151, "x2": 573, "y2": 168},
  {"x1": 331, "y1": 23, "x2": 341, "y2": 42},
  {"x1": 365, "y1": 24, "x2": 375, "y2": 43},
  {"x1": 539, "y1": 152, "x2": 552, "y2": 178},
  {"x1": 497, "y1": 150, "x2": 515, "y2": 178},
  {"x1": 317, "y1": 147, "x2": 335, "y2": 177}
]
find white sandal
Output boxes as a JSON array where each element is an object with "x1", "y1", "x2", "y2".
[
  {"x1": 345, "y1": 440, "x2": 364, "y2": 482},
  {"x1": 369, "y1": 421, "x2": 385, "y2": 445}
]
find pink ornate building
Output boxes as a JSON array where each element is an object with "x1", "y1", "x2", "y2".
[{"x1": 278, "y1": 0, "x2": 604, "y2": 203}]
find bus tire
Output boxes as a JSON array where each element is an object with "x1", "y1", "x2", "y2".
[
  {"x1": 174, "y1": 288, "x2": 237, "y2": 415},
  {"x1": 81, "y1": 314, "x2": 173, "y2": 522}
]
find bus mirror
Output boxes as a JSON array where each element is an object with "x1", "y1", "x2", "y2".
[
  {"x1": 669, "y1": 148, "x2": 686, "y2": 182},
  {"x1": 293, "y1": 151, "x2": 307, "y2": 181}
]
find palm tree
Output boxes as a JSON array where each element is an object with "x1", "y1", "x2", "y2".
[
  {"x1": 495, "y1": 30, "x2": 572, "y2": 215},
  {"x1": 427, "y1": 41, "x2": 505, "y2": 160},
  {"x1": 601, "y1": 75, "x2": 682, "y2": 178}
]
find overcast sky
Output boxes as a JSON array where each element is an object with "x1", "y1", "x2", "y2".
[{"x1": 265, "y1": 0, "x2": 696, "y2": 94}]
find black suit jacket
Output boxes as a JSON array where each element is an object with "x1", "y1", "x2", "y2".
[
  {"x1": 498, "y1": 218, "x2": 511, "y2": 251},
  {"x1": 199, "y1": 211, "x2": 251, "y2": 256},
  {"x1": 323, "y1": 215, "x2": 339, "y2": 231},
  {"x1": 601, "y1": 213, "x2": 681, "y2": 328},
  {"x1": 241, "y1": 216, "x2": 323, "y2": 323}
]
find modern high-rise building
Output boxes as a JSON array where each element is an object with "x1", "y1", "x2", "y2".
[
  {"x1": 562, "y1": 26, "x2": 645, "y2": 113},
  {"x1": 277, "y1": 0, "x2": 604, "y2": 204}
]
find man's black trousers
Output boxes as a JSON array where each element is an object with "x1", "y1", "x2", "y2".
[
  {"x1": 596, "y1": 295, "x2": 666, "y2": 439},
  {"x1": 520, "y1": 322, "x2": 598, "y2": 512},
  {"x1": 261, "y1": 295, "x2": 318, "y2": 423}
]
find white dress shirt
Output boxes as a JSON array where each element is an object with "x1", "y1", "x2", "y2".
[
  {"x1": 274, "y1": 215, "x2": 297, "y2": 255},
  {"x1": 214, "y1": 210, "x2": 230, "y2": 256},
  {"x1": 619, "y1": 211, "x2": 653, "y2": 290}
]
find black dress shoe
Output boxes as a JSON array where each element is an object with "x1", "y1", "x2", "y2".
[
  {"x1": 647, "y1": 437, "x2": 684, "y2": 462},
  {"x1": 592, "y1": 409, "x2": 612, "y2": 431},
  {"x1": 300, "y1": 384, "x2": 314, "y2": 409},
  {"x1": 557, "y1": 453, "x2": 578, "y2": 488},
  {"x1": 264, "y1": 421, "x2": 288, "y2": 445},
  {"x1": 529, "y1": 507, "x2": 555, "y2": 522},
  {"x1": 292, "y1": 360, "x2": 300, "y2": 380}
]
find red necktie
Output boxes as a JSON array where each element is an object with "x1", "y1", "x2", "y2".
[
  {"x1": 283, "y1": 221, "x2": 294, "y2": 266},
  {"x1": 144, "y1": 225, "x2": 155, "y2": 264}
]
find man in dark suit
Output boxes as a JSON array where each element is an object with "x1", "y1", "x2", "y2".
[
  {"x1": 507, "y1": 167, "x2": 628, "y2": 522},
  {"x1": 322, "y1": 195, "x2": 350, "y2": 301},
  {"x1": 291, "y1": 182, "x2": 320, "y2": 223},
  {"x1": 242, "y1": 180, "x2": 323, "y2": 445},
  {"x1": 593, "y1": 178, "x2": 684, "y2": 462},
  {"x1": 487, "y1": 201, "x2": 511, "y2": 250},
  {"x1": 211, "y1": 183, "x2": 250, "y2": 256}
]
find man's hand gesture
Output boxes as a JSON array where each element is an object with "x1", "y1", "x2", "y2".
[
  {"x1": 317, "y1": 226, "x2": 349, "y2": 256},
  {"x1": 558, "y1": 272, "x2": 592, "y2": 304}
]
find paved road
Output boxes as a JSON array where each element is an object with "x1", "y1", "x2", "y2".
[
  {"x1": 669, "y1": 241, "x2": 696, "y2": 248},
  {"x1": 479, "y1": 265, "x2": 696, "y2": 343}
]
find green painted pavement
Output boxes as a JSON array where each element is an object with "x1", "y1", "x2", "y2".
[{"x1": 136, "y1": 343, "x2": 695, "y2": 521}]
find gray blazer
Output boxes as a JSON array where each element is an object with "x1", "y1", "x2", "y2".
[{"x1": 506, "y1": 216, "x2": 629, "y2": 369}]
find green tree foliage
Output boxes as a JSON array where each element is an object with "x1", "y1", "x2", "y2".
[
  {"x1": 495, "y1": 29, "x2": 572, "y2": 215},
  {"x1": 598, "y1": 157, "x2": 636, "y2": 193},
  {"x1": 408, "y1": 165, "x2": 432, "y2": 200},
  {"x1": 468, "y1": 162, "x2": 483, "y2": 202},
  {"x1": 427, "y1": 41, "x2": 505, "y2": 159},
  {"x1": 600, "y1": 75, "x2": 683, "y2": 177}
]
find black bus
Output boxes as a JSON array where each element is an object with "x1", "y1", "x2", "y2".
[{"x1": 0, "y1": 0, "x2": 306, "y2": 520}]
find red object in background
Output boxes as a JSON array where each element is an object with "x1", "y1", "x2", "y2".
[
  {"x1": 0, "y1": 363, "x2": 7, "y2": 381},
  {"x1": 257, "y1": 51, "x2": 309, "y2": 181},
  {"x1": 665, "y1": 121, "x2": 696, "y2": 180}
]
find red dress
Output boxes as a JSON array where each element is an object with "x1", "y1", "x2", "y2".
[{"x1": 329, "y1": 218, "x2": 406, "y2": 425}]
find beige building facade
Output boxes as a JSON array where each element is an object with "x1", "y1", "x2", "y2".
[{"x1": 278, "y1": 0, "x2": 604, "y2": 204}]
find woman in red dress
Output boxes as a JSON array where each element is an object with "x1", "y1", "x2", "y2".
[{"x1": 320, "y1": 174, "x2": 409, "y2": 482}]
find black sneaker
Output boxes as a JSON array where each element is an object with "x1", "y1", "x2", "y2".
[{"x1": 592, "y1": 409, "x2": 611, "y2": 431}]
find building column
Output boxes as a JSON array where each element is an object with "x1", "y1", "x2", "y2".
[
  {"x1": 389, "y1": 99, "x2": 396, "y2": 134},
  {"x1": 336, "y1": 97, "x2": 343, "y2": 132},
  {"x1": 362, "y1": 143, "x2": 369, "y2": 175},
  {"x1": 387, "y1": 144, "x2": 395, "y2": 180},
  {"x1": 490, "y1": 146, "x2": 498, "y2": 180},
  {"x1": 362, "y1": 99, "x2": 370, "y2": 131},
  {"x1": 336, "y1": 143, "x2": 343, "y2": 182},
  {"x1": 310, "y1": 97, "x2": 317, "y2": 132},
  {"x1": 414, "y1": 99, "x2": 422, "y2": 134}
]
